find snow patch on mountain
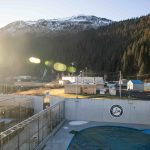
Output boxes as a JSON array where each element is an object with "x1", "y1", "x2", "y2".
[{"x1": 1, "y1": 15, "x2": 113, "y2": 33}]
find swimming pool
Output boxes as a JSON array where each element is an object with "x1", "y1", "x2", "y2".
[{"x1": 68, "y1": 126, "x2": 150, "y2": 150}]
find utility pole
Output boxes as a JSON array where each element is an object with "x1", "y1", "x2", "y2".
[
  {"x1": 85, "y1": 67, "x2": 87, "y2": 77},
  {"x1": 119, "y1": 71, "x2": 122, "y2": 99},
  {"x1": 76, "y1": 75, "x2": 78, "y2": 99},
  {"x1": 41, "y1": 67, "x2": 47, "y2": 81},
  {"x1": 137, "y1": 74, "x2": 138, "y2": 80}
]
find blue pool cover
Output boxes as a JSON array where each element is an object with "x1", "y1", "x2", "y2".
[
  {"x1": 68, "y1": 126, "x2": 150, "y2": 150},
  {"x1": 142, "y1": 129, "x2": 150, "y2": 135}
]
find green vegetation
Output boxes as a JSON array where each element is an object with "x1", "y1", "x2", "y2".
[{"x1": 0, "y1": 15, "x2": 149, "y2": 77}]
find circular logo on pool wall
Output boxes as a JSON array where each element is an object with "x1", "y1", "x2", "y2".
[{"x1": 110, "y1": 105, "x2": 123, "y2": 117}]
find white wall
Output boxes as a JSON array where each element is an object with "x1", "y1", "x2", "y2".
[
  {"x1": 133, "y1": 84, "x2": 144, "y2": 92},
  {"x1": 65, "y1": 98, "x2": 150, "y2": 125},
  {"x1": 62, "y1": 76, "x2": 104, "y2": 84},
  {"x1": 144, "y1": 83, "x2": 150, "y2": 92},
  {"x1": 30, "y1": 96, "x2": 44, "y2": 113},
  {"x1": 127, "y1": 81, "x2": 133, "y2": 90},
  {"x1": 31, "y1": 96, "x2": 64, "y2": 113},
  {"x1": 50, "y1": 96, "x2": 64, "y2": 105}
]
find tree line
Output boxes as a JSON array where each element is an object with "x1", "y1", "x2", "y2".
[{"x1": 0, "y1": 14, "x2": 149, "y2": 79}]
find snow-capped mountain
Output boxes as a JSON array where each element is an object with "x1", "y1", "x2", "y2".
[{"x1": 0, "y1": 15, "x2": 112, "y2": 33}]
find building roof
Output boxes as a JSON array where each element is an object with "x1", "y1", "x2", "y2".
[{"x1": 130, "y1": 80, "x2": 143, "y2": 84}]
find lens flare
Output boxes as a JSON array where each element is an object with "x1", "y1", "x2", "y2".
[
  {"x1": 29, "y1": 57, "x2": 41, "y2": 64},
  {"x1": 45, "y1": 60, "x2": 52, "y2": 66},
  {"x1": 67, "y1": 66, "x2": 76, "y2": 73},
  {"x1": 53, "y1": 62, "x2": 67, "y2": 72}
]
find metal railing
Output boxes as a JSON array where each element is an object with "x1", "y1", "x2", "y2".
[
  {"x1": 0, "y1": 100, "x2": 65, "y2": 150},
  {"x1": 0, "y1": 95, "x2": 34, "y2": 132}
]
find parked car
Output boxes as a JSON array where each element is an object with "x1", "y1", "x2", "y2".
[{"x1": 107, "y1": 81, "x2": 116, "y2": 88}]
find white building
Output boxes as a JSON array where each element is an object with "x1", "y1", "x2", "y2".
[
  {"x1": 62, "y1": 76, "x2": 76, "y2": 83},
  {"x1": 127, "y1": 80, "x2": 144, "y2": 92},
  {"x1": 121, "y1": 79, "x2": 128, "y2": 87},
  {"x1": 144, "y1": 83, "x2": 150, "y2": 92},
  {"x1": 62, "y1": 76, "x2": 104, "y2": 84},
  {"x1": 63, "y1": 76, "x2": 104, "y2": 94}
]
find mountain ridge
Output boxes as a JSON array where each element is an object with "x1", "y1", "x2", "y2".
[
  {"x1": 0, "y1": 15, "x2": 113, "y2": 33},
  {"x1": 0, "y1": 14, "x2": 149, "y2": 78}
]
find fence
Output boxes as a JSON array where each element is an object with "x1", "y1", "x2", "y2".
[
  {"x1": 0, "y1": 95, "x2": 34, "y2": 132},
  {"x1": 0, "y1": 84, "x2": 18, "y2": 94},
  {"x1": 0, "y1": 100, "x2": 65, "y2": 150}
]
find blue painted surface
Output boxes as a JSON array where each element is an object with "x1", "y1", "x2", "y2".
[
  {"x1": 142, "y1": 129, "x2": 150, "y2": 135},
  {"x1": 130, "y1": 80, "x2": 143, "y2": 84},
  {"x1": 68, "y1": 126, "x2": 150, "y2": 150}
]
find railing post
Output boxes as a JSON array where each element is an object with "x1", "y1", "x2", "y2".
[
  {"x1": 28, "y1": 124, "x2": 30, "y2": 150},
  {"x1": 17, "y1": 130, "x2": 20, "y2": 150},
  {"x1": 19, "y1": 104, "x2": 21, "y2": 123},
  {"x1": 59, "y1": 104, "x2": 61, "y2": 123},
  {"x1": 50, "y1": 109, "x2": 52, "y2": 131},
  {"x1": 60, "y1": 102, "x2": 62, "y2": 120},
  {"x1": 0, "y1": 136, "x2": 2, "y2": 150},
  {"x1": 63, "y1": 101, "x2": 65, "y2": 120},
  {"x1": 38, "y1": 116, "x2": 40, "y2": 145}
]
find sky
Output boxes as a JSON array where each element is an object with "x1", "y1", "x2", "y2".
[{"x1": 0, "y1": 0, "x2": 149, "y2": 27}]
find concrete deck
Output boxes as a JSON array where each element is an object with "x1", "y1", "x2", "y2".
[{"x1": 43, "y1": 121, "x2": 150, "y2": 150}]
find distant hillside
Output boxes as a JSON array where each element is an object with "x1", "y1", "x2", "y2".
[
  {"x1": 0, "y1": 15, "x2": 149, "y2": 78},
  {"x1": 0, "y1": 15, "x2": 112, "y2": 33}
]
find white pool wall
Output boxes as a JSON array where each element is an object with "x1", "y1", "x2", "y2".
[{"x1": 65, "y1": 98, "x2": 150, "y2": 125}]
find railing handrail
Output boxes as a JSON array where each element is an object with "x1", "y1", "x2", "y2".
[
  {"x1": 0, "y1": 100, "x2": 65, "y2": 138},
  {"x1": 0, "y1": 95, "x2": 32, "y2": 102}
]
